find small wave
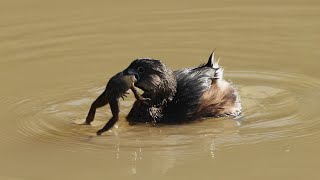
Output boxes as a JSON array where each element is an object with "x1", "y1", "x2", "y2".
[{"x1": 0, "y1": 71, "x2": 319, "y2": 158}]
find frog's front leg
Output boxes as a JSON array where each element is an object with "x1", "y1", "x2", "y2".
[{"x1": 130, "y1": 85, "x2": 151, "y2": 105}]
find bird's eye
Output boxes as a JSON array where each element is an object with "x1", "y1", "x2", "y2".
[{"x1": 137, "y1": 67, "x2": 145, "y2": 73}]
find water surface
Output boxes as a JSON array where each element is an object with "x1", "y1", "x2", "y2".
[{"x1": 1, "y1": 0, "x2": 320, "y2": 179}]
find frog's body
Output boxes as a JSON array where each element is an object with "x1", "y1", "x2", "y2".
[{"x1": 85, "y1": 72, "x2": 145, "y2": 135}]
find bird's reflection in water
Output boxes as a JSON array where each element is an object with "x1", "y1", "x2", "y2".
[{"x1": 105, "y1": 119, "x2": 241, "y2": 175}]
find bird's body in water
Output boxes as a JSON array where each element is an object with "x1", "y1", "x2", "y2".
[
  {"x1": 85, "y1": 52, "x2": 242, "y2": 135},
  {"x1": 124, "y1": 52, "x2": 242, "y2": 124}
]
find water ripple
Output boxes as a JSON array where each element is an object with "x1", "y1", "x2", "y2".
[{"x1": 1, "y1": 71, "x2": 320, "y2": 158}]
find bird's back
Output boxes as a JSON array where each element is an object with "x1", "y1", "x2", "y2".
[{"x1": 163, "y1": 55, "x2": 242, "y2": 122}]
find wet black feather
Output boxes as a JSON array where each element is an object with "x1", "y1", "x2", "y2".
[{"x1": 126, "y1": 57, "x2": 223, "y2": 123}]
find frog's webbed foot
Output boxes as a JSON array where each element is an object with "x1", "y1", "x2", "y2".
[
  {"x1": 139, "y1": 97, "x2": 152, "y2": 106},
  {"x1": 120, "y1": 92, "x2": 129, "y2": 100}
]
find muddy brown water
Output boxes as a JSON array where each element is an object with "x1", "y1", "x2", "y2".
[{"x1": 1, "y1": 0, "x2": 320, "y2": 179}]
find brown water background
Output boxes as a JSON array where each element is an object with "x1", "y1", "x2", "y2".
[{"x1": 1, "y1": 0, "x2": 320, "y2": 179}]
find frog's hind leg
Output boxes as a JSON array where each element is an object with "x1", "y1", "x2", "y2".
[
  {"x1": 85, "y1": 91, "x2": 109, "y2": 125},
  {"x1": 96, "y1": 98, "x2": 119, "y2": 135}
]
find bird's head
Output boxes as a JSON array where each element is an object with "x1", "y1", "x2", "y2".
[{"x1": 123, "y1": 58, "x2": 177, "y2": 106}]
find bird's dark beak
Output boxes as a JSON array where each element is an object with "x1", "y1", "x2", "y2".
[{"x1": 123, "y1": 68, "x2": 140, "y2": 81}]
